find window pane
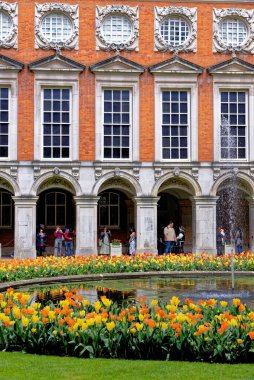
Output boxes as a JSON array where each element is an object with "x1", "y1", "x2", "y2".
[
  {"x1": 102, "y1": 15, "x2": 132, "y2": 44},
  {"x1": 41, "y1": 13, "x2": 72, "y2": 42},
  {"x1": 220, "y1": 91, "x2": 247, "y2": 160},
  {"x1": 42, "y1": 88, "x2": 70, "y2": 159},
  {"x1": 160, "y1": 16, "x2": 190, "y2": 46},
  {"x1": 162, "y1": 90, "x2": 189, "y2": 160},
  {"x1": 103, "y1": 89, "x2": 130, "y2": 159}
]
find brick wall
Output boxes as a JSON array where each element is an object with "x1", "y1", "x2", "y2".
[{"x1": 3, "y1": 0, "x2": 253, "y2": 163}]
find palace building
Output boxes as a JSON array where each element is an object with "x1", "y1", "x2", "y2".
[{"x1": 0, "y1": 0, "x2": 254, "y2": 257}]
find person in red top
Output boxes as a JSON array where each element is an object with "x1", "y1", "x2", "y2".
[
  {"x1": 54, "y1": 226, "x2": 64, "y2": 257},
  {"x1": 64, "y1": 228, "x2": 76, "y2": 256}
]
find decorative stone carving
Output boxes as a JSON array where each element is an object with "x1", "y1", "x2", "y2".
[
  {"x1": 38, "y1": 176, "x2": 74, "y2": 193},
  {"x1": 95, "y1": 167, "x2": 102, "y2": 181},
  {"x1": 34, "y1": 166, "x2": 41, "y2": 179},
  {"x1": 213, "y1": 168, "x2": 221, "y2": 181},
  {"x1": 114, "y1": 168, "x2": 120, "y2": 177},
  {"x1": 191, "y1": 168, "x2": 199, "y2": 181},
  {"x1": 99, "y1": 177, "x2": 133, "y2": 195},
  {"x1": 133, "y1": 167, "x2": 139, "y2": 181},
  {"x1": 213, "y1": 8, "x2": 254, "y2": 53},
  {"x1": 154, "y1": 6, "x2": 197, "y2": 53},
  {"x1": 53, "y1": 167, "x2": 60, "y2": 175},
  {"x1": 250, "y1": 168, "x2": 254, "y2": 177},
  {"x1": 96, "y1": 5, "x2": 139, "y2": 51},
  {"x1": 35, "y1": 3, "x2": 79, "y2": 51},
  {"x1": 0, "y1": 2, "x2": 18, "y2": 49},
  {"x1": 173, "y1": 167, "x2": 180, "y2": 177},
  {"x1": 10, "y1": 166, "x2": 18, "y2": 179},
  {"x1": 154, "y1": 167, "x2": 162, "y2": 181},
  {"x1": 71, "y1": 167, "x2": 79, "y2": 179}
]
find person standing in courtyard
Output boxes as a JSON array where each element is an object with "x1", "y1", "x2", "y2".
[
  {"x1": 177, "y1": 225, "x2": 185, "y2": 253},
  {"x1": 216, "y1": 227, "x2": 225, "y2": 256},
  {"x1": 54, "y1": 226, "x2": 64, "y2": 257},
  {"x1": 100, "y1": 227, "x2": 111, "y2": 255},
  {"x1": 235, "y1": 227, "x2": 243, "y2": 254},
  {"x1": 36, "y1": 228, "x2": 46, "y2": 257},
  {"x1": 64, "y1": 228, "x2": 76, "y2": 257},
  {"x1": 164, "y1": 221, "x2": 176, "y2": 254},
  {"x1": 129, "y1": 227, "x2": 136, "y2": 256}
]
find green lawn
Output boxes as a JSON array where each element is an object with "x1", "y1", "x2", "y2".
[{"x1": 0, "y1": 352, "x2": 253, "y2": 380}]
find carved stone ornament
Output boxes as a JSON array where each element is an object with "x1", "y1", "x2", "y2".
[
  {"x1": 191, "y1": 168, "x2": 199, "y2": 181},
  {"x1": 72, "y1": 166, "x2": 79, "y2": 179},
  {"x1": 154, "y1": 167, "x2": 162, "y2": 181},
  {"x1": 0, "y1": 2, "x2": 18, "y2": 49},
  {"x1": 33, "y1": 166, "x2": 41, "y2": 179},
  {"x1": 173, "y1": 167, "x2": 180, "y2": 177},
  {"x1": 10, "y1": 166, "x2": 18, "y2": 179},
  {"x1": 38, "y1": 176, "x2": 74, "y2": 193},
  {"x1": 96, "y1": 5, "x2": 139, "y2": 51},
  {"x1": 35, "y1": 3, "x2": 79, "y2": 51},
  {"x1": 213, "y1": 168, "x2": 221, "y2": 181},
  {"x1": 95, "y1": 167, "x2": 102, "y2": 181},
  {"x1": 213, "y1": 8, "x2": 254, "y2": 53},
  {"x1": 154, "y1": 6, "x2": 197, "y2": 53},
  {"x1": 132, "y1": 167, "x2": 139, "y2": 181}
]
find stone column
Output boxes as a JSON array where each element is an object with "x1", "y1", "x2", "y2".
[
  {"x1": 74, "y1": 196, "x2": 100, "y2": 256},
  {"x1": 134, "y1": 197, "x2": 160, "y2": 254},
  {"x1": 13, "y1": 196, "x2": 38, "y2": 259},
  {"x1": 248, "y1": 197, "x2": 254, "y2": 252},
  {"x1": 192, "y1": 196, "x2": 219, "y2": 256}
]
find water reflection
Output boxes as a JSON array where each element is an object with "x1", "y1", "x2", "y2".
[{"x1": 25, "y1": 276, "x2": 254, "y2": 309}]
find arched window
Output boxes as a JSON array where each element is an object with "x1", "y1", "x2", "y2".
[
  {"x1": 0, "y1": 191, "x2": 12, "y2": 227},
  {"x1": 99, "y1": 192, "x2": 120, "y2": 228},
  {"x1": 45, "y1": 191, "x2": 66, "y2": 227}
]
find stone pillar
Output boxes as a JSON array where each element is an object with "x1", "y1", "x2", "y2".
[
  {"x1": 248, "y1": 197, "x2": 254, "y2": 252},
  {"x1": 74, "y1": 196, "x2": 100, "y2": 256},
  {"x1": 13, "y1": 196, "x2": 38, "y2": 259},
  {"x1": 134, "y1": 197, "x2": 160, "y2": 254},
  {"x1": 192, "y1": 196, "x2": 218, "y2": 256}
]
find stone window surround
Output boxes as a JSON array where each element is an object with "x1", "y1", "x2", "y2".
[
  {"x1": 95, "y1": 5, "x2": 139, "y2": 51},
  {"x1": 0, "y1": 2, "x2": 18, "y2": 49},
  {"x1": 0, "y1": 74, "x2": 18, "y2": 161},
  {"x1": 154, "y1": 6, "x2": 197, "y2": 53},
  {"x1": 154, "y1": 76, "x2": 198, "y2": 162},
  {"x1": 35, "y1": 2, "x2": 79, "y2": 51},
  {"x1": 95, "y1": 74, "x2": 139, "y2": 162},
  {"x1": 213, "y1": 81, "x2": 253, "y2": 162},
  {"x1": 213, "y1": 8, "x2": 254, "y2": 53},
  {"x1": 34, "y1": 72, "x2": 79, "y2": 162}
]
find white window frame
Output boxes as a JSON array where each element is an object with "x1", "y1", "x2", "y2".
[
  {"x1": 0, "y1": 2, "x2": 18, "y2": 49},
  {"x1": 41, "y1": 87, "x2": 72, "y2": 160},
  {"x1": 0, "y1": 75, "x2": 18, "y2": 161},
  {"x1": 213, "y1": 8, "x2": 254, "y2": 53},
  {"x1": 154, "y1": 6, "x2": 197, "y2": 53},
  {"x1": 214, "y1": 82, "x2": 252, "y2": 162},
  {"x1": 95, "y1": 5, "x2": 139, "y2": 51},
  {"x1": 155, "y1": 77, "x2": 198, "y2": 162},
  {"x1": 95, "y1": 75, "x2": 139, "y2": 162},
  {"x1": 34, "y1": 73, "x2": 79, "y2": 161},
  {"x1": 35, "y1": 3, "x2": 79, "y2": 51}
]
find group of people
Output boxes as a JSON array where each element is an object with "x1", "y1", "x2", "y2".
[
  {"x1": 158, "y1": 221, "x2": 185, "y2": 255},
  {"x1": 36, "y1": 224, "x2": 76, "y2": 257},
  {"x1": 216, "y1": 226, "x2": 243, "y2": 256},
  {"x1": 99, "y1": 227, "x2": 136, "y2": 256}
]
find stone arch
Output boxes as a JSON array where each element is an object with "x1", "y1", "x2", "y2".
[
  {"x1": 30, "y1": 170, "x2": 82, "y2": 196},
  {"x1": 152, "y1": 171, "x2": 202, "y2": 197},
  {"x1": 0, "y1": 171, "x2": 20, "y2": 196},
  {"x1": 210, "y1": 171, "x2": 254, "y2": 197},
  {"x1": 92, "y1": 170, "x2": 142, "y2": 197}
]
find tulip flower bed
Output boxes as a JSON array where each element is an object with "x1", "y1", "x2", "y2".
[
  {"x1": 0, "y1": 288, "x2": 254, "y2": 363},
  {"x1": 0, "y1": 252, "x2": 254, "y2": 283}
]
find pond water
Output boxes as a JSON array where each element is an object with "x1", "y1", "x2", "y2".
[{"x1": 21, "y1": 275, "x2": 254, "y2": 309}]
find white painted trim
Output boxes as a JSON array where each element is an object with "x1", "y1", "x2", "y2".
[
  {"x1": 95, "y1": 74, "x2": 139, "y2": 162},
  {"x1": 154, "y1": 75, "x2": 198, "y2": 162},
  {"x1": 0, "y1": 76, "x2": 18, "y2": 161},
  {"x1": 213, "y1": 77, "x2": 254, "y2": 162},
  {"x1": 34, "y1": 74, "x2": 79, "y2": 161}
]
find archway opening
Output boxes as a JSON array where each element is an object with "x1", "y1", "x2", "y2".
[
  {"x1": 0, "y1": 189, "x2": 14, "y2": 256},
  {"x1": 36, "y1": 189, "x2": 76, "y2": 253},
  {"x1": 97, "y1": 189, "x2": 134, "y2": 254},
  {"x1": 216, "y1": 177, "x2": 250, "y2": 250}
]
